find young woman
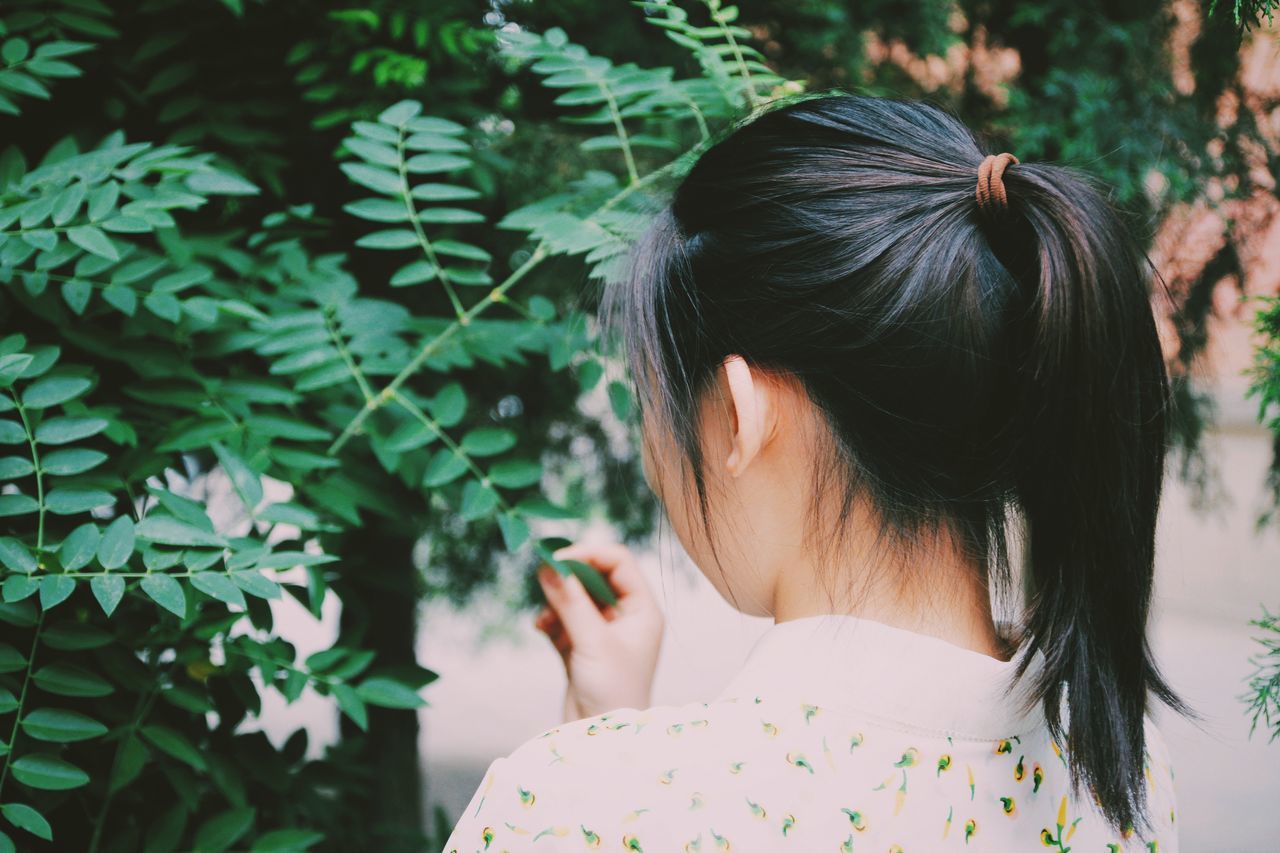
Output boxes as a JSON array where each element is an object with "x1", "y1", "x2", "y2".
[{"x1": 444, "y1": 93, "x2": 1183, "y2": 852}]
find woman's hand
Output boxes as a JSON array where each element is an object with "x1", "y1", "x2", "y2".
[{"x1": 534, "y1": 541, "x2": 665, "y2": 724}]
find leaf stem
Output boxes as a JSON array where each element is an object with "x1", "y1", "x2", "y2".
[
  {"x1": 0, "y1": 608, "x2": 46, "y2": 801},
  {"x1": 396, "y1": 127, "x2": 466, "y2": 321},
  {"x1": 11, "y1": 388, "x2": 45, "y2": 555}
]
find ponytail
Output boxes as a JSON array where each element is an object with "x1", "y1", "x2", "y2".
[
  {"x1": 609, "y1": 93, "x2": 1187, "y2": 834},
  {"x1": 996, "y1": 162, "x2": 1184, "y2": 832}
]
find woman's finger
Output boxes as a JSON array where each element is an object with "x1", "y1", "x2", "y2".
[
  {"x1": 538, "y1": 564, "x2": 606, "y2": 641},
  {"x1": 551, "y1": 542, "x2": 651, "y2": 602}
]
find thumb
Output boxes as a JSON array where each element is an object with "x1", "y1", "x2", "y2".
[{"x1": 538, "y1": 564, "x2": 605, "y2": 641}]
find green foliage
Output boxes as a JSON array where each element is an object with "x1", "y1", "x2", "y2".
[{"x1": 0, "y1": 1, "x2": 797, "y2": 848}]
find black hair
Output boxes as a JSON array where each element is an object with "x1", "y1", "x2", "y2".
[{"x1": 600, "y1": 91, "x2": 1187, "y2": 832}]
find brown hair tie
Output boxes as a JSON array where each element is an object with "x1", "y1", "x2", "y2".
[{"x1": 976, "y1": 152, "x2": 1019, "y2": 212}]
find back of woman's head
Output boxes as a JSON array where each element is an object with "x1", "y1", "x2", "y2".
[{"x1": 602, "y1": 92, "x2": 1183, "y2": 832}]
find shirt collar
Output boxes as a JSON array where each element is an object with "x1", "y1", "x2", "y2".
[{"x1": 713, "y1": 613, "x2": 1050, "y2": 741}]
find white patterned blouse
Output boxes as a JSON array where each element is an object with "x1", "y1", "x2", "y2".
[{"x1": 444, "y1": 613, "x2": 1178, "y2": 852}]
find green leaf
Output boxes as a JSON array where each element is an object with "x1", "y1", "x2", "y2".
[
  {"x1": 343, "y1": 198, "x2": 410, "y2": 222},
  {"x1": 404, "y1": 153, "x2": 469, "y2": 174},
  {"x1": 422, "y1": 448, "x2": 467, "y2": 487},
  {"x1": 101, "y1": 284, "x2": 137, "y2": 315},
  {"x1": 193, "y1": 807, "x2": 255, "y2": 853},
  {"x1": 20, "y1": 375, "x2": 91, "y2": 409},
  {"x1": 60, "y1": 277, "x2": 92, "y2": 311},
  {"x1": 58, "y1": 523, "x2": 100, "y2": 570},
  {"x1": 230, "y1": 570, "x2": 280, "y2": 600},
  {"x1": 212, "y1": 442, "x2": 262, "y2": 510},
  {"x1": 0, "y1": 643, "x2": 25, "y2": 674},
  {"x1": 108, "y1": 734, "x2": 146, "y2": 794},
  {"x1": 410, "y1": 183, "x2": 480, "y2": 202},
  {"x1": 0, "y1": 457, "x2": 34, "y2": 479},
  {"x1": 0, "y1": 688, "x2": 18, "y2": 714},
  {"x1": 0, "y1": 422, "x2": 25, "y2": 444},
  {"x1": 433, "y1": 239, "x2": 491, "y2": 262},
  {"x1": 354, "y1": 229, "x2": 417, "y2": 249},
  {"x1": 427, "y1": 382, "x2": 466, "y2": 426},
  {"x1": 377, "y1": 100, "x2": 421, "y2": 126},
  {"x1": 487, "y1": 459, "x2": 542, "y2": 489},
  {"x1": 97, "y1": 515, "x2": 135, "y2": 569},
  {"x1": 250, "y1": 829, "x2": 325, "y2": 852},
  {"x1": 3, "y1": 576, "x2": 39, "y2": 604},
  {"x1": 459, "y1": 480, "x2": 500, "y2": 521},
  {"x1": 9, "y1": 754, "x2": 90, "y2": 790},
  {"x1": 0, "y1": 495, "x2": 37, "y2": 517},
  {"x1": 0, "y1": 538, "x2": 35, "y2": 573},
  {"x1": 41, "y1": 622, "x2": 112, "y2": 650},
  {"x1": 340, "y1": 163, "x2": 400, "y2": 196},
  {"x1": 136, "y1": 515, "x2": 227, "y2": 548},
  {"x1": 21, "y1": 708, "x2": 108, "y2": 742},
  {"x1": 1, "y1": 39, "x2": 30, "y2": 65},
  {"x1": 418, "y1": 207, "x2": 484, "y2": 225},
  {"x1": 90, "y1": 574, "x2": 125, "y2": 617},
  {"x1": 140, "y1": 724, "x2": 206, "y2": 771},
  {"x1": 389, "y1": 260, "x2": 438, "y2": 286},
  {"x1": 38, "y1": 575, "x2": 75, "y2": 610},
  {"x1": 344, "y1": 138, "x2": 399, "y2": 168},
  {"x1": 497, "y1": 512, "x2": 530, "y2": 551},
  {"x1": 186, "y1": 169, "x2": 260, "y2": 196},
  {"x1": 355, "y1": 677, "x2": 427, "y2": 709},
  {"x1": 332, "y1": 683, "x2": 367, "y2": 731},
  {"x1": 34, "y1": 416, "x2": 108, "y2": 445},
  {"x1": 41, "y1": 447, "x2": 107, "y2": 475},
  {"x1": 190, "y1": 572, "x2": 246, "y2": 608},
  {"x1": 66, "y1": 225, "x2": 118, "y2": 261},
  {"x1": 460, "y1": 427, "x2": 516, "y2": 457},
  {"x1": 144, "y1": 292, "x2": 181, "y2": 323},
  {"x1": 242, "y1": 414, "x2": 331, "y2": 442},
  {"x1": 0, "y1": 355, "x2": 33, "y2": 388},
  {"x1": 140, "y1": 574, "x2": 186, "y2": 618},
  {"x1": 32, "y1": 662, "x2": 113, "y2": 697},
  {"x1": 0, "y1": 802, "x2": 51, "y2": 841},
  {"x1": 44, "y1": 487, "x2": 114, "y2": 515}
]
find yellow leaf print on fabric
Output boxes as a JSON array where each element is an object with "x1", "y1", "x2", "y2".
[
  {"x1": 780, "y1": 813, "x2": 797, "y2": 836},
  {"x1": 964, "y1": 818, "x2": 977, "y2": 843},
  {"x1": 622, "y1": 808, "x2": 650, "y2": 824},
  {"x1": 894, "y1": 748, "x2": 919, "y2": 768},
  {"x1": 999, "y1": 796, "x2": 1016, "y2": 817},
  {"x1": 689, "y1": 791, "x2": 705, "y2": 810},
  {"x1": 786, "y1": 751, "x2": 814, "y2": 774},
  {"x1": 802, "y1": 703, "x2": 820, "y2": 724},
  {"x1": 531, "y1": 825, "x2": 569, "y2": 841},
  {"x1": 728, "y1": 761, "x2": 746, "y2": 774},
  {"x1": 937, "y1": 754, "x2": 951, "y2": 776},
  {"x1": 668, "y1": 723, "x2": 685, "y2": 735},
  {"x1": 746, "y1": 796, "x2": 767, "y2": 819},
  {"x1": 822, "y1": 735, "x2": 837, "y2": 770},
  {"x1": 762, "y1": 720, "x2": 779, "y2": 737},
  {"x1": 710, "y1": 828, "x2": 730, "y2": 850},
  {"x1": 580, "y1": 824, "x2": 602, "y2": 847},
  {"x1": 623, "y1": 833, "x2": 643, "y2": 851},
  {"x1": 943, "y1": 805, "x2": 953, "y2": 839},
  {"x1": 517, "y1": 786, "x2": 535, "y2": 808},
  {"x1": 840, "y1": 835, "x2": 855, "y2": 852},
  {"x1": 683, "y1": 832, "x2": 702, "y2": 852},
  {"x1": 1014, "y1": 755, "x2": 1026, "y2": 782},
  {"x1": 659, "y1": 768, "x2": 677, "y2": 785},
  {"x1": 481, "y1": 826, "x2": 494, "y2": 849},
  {"x1": 1032, "y1": 763, "x2": 1044, "y2": 793}
]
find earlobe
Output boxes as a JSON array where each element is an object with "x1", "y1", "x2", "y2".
[{"x1": 721, "y1": 355, "x2": 770, "y2": 478}]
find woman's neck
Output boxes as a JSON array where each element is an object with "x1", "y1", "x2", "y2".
[{"x1": 769, "y1": 528, "x2": 1009, "y2": 662}]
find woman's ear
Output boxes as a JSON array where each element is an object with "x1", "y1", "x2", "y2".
[{"x1": 721, "y1": 355, "x2": 775, "y2": 478}]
